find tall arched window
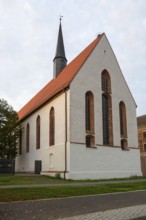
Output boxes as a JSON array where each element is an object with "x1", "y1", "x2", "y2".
[
  {"x1": 85, "y1": 91, "x2": 95, "y2": 147},
  {"x1": 19, "y1": 128, "x2": 22, "y2": 155},
  {"x1": 85, "y1": 91, "x2": 94, "y2": 132},
  {"x1": 119, "y1": 101, "x2": 128, "y2": 150},
  {"x1": 102, "y1": 94, "x2": 109, "y2": 144},
  {"x1": 36, "y1": 115, "x2": 40, "y2": 149},
  {"x1": 101, "y1": 70, "x2": 113, "y2": 145},
  {"x1": 26, "y1": 123, "x2": 30, "y2": 153},
  {"x1": 50, "y1": 107, "x2": 55, "y2": 146},
  {"x1": 119, "y1": 101, "x2": 127, "y2": 138}
]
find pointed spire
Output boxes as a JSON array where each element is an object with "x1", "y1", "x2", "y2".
[{"x1": 53, "y1": 18, "x2": 67, "y2": 79}]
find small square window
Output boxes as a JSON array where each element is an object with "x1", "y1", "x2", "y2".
[
  {"x1": 143, "y1": 132, "x2": 146, "y2": 138},
  {"x1": 86, "y1": 135, "x2": 95, "y2": 148}
]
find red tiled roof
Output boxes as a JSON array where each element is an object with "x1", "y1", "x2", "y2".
[{"x1": 18, "y1": 33, "x2": 104, "y2": 121}]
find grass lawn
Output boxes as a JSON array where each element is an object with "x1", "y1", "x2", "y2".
[
  {"x1": 0, "y1": 174, "x2": 146, "y2": 202},
  {"x1": 0, "y1": 174, "x2": 146, "y2": 186},
  {"x1": 0, "y1": 174, "x2": 71, "y2": 185},
  {"x1": 0, "y1": 182, "x2": 146, "y2": 202}
]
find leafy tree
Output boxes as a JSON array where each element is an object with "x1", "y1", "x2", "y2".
[{"x1": 0, "y1": 99, "x2": 19, "y2": 159}]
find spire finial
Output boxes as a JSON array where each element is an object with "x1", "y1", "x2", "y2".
[
  {"x1": 53, "y1": 15, "x2": 67, "y2": 79},
  {"x1": 59, "y1": 15, "x2": 63, "y2": 22}
]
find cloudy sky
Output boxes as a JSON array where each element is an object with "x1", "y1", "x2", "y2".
[{"x1": 0, "y1": 0, "x2": 146, "y2": 116}]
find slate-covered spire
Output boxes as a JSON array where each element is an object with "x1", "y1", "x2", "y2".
[{"x1": 53, "y1": 18, "x2": 67, "y2": 79}]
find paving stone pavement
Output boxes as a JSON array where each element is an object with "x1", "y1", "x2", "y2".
[{"x1": 56, "y1": 204, "x2": 146, "y2": 220}]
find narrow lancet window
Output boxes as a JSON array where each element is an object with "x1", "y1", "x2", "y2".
[
  {"x1": 101, "y1": 70, "x2": 113, "y2": 145},
  {"x1": 19, "y1": 128, "x2": 22, "y2": 155},
  {"x1": 85, "y1": 91, "x2": 94, "y2": 132},
  {"x1": 36, "y1": 116, "x2": 40, "y2": 149},
  {"x1": 119, "y1": 101, "x2": 128, "y2": 150},
  {"x1": 85, "y1": 91, "x2": 95, "y2": 147},
  {"x1": 50, "y1": 107, "x2": 55, "y2": 146},
  {"x1": 102, "y1": 94, "x2": 109, "y2": 144},
  {"x1": 26, "y1": 123, "x2": 30, "y2": 153},
  {"x1": 119, "y1": 101, "x2": 127, "y2": 138}
]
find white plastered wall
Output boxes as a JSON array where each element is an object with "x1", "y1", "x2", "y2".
[
  {"x1": 69, "y1": 34, "x2": 141, "y2": 179},
  {"x1": 69, "y1": 144, "x2": 141, "y2": 180},
  {"x1": 15, "y1": 90, "x2": 70, "y2": 175}
]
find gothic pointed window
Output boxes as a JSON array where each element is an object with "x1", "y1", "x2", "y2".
[
  {"x1": 102, "y1": 69, "x2": 111, "y2": 93},
  {"x1": 50, "y1": 107, "x2": 55, "y2": 146},
  {"x1": 101, "y1": 70, "x2": 113, "y2": 145},
  {"x1": 26, "y1": 123, "x2": 30, "y2": 153},
  {"x1": 36, "y1": 115, "x2": 40, "y2": 149}
]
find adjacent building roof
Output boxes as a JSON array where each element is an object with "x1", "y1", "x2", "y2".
[
  {"x1": 18, "y1": 33, "x2": 104, "y2": 121},
  {"x1": 137, "y1": 114, "x2": 146, "y2": 126}
]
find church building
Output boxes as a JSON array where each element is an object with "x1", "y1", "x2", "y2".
[{"x1": 15, "y1": 21, "x2": 142, "y2": 179}]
